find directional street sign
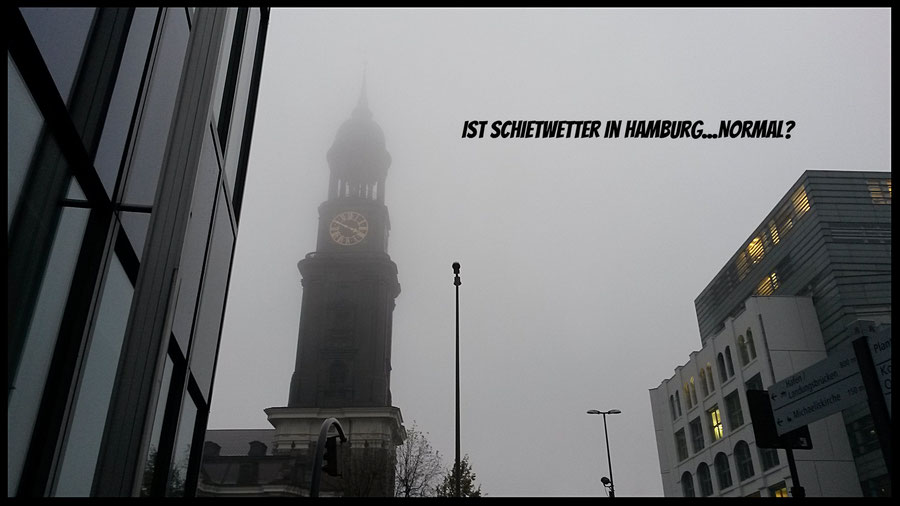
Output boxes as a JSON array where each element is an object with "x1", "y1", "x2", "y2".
[{"x1": 770, "y1": 346, "x2": 867, "y2": 436}]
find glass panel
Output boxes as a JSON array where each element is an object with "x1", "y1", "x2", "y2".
[
  {"x1": 170, "y1": 136, "x2": 219, "y2": 350},
  {"x1": 121, "y1": 211, "x2": 152, "y2": 260},
  {"x1": 190, "y1": 186, "x2": 234, "y2": 400},
  {"x1": 6, "y1": 191, "x2": 89, "y2": 496},
  {"x1": 211, "y1": 9, "x2": 238, "y2": 141},
  {"x1": 221, "y1": 8, "x2": 260, "y2": 194},
  {"x1": 54, "y1": 254, "x2": 134, "y2": 496},
  {"x1": 19, "y1": 7, "x2": 96, "y2": 104},
  {"x1": 93, "y1": 7, "x2": 158, "y2": 198},
  {"x1": 123, "y1": 8, "x2": 189, "y2": 207},
  {"x1": 7, "y1": 53, "x2": 46, "y2": 230},
  {"x1": 139, "y1": 354, "x2": 174, "y2": 497},
  {"x1": 166, "y1": 391, "x2": 198, "y2": 496}
]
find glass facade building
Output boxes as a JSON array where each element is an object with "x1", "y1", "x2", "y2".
[
  {"x1": 693, "y1": 170, "x2": 891, "y2": 496},
  {"x1": 8, "y1": 7, "x2": 268, "y2": 496}
]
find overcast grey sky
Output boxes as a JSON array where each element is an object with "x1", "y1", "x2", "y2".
[{"x1": 207, "y1": 8, "x2": 891, "y2": 497}]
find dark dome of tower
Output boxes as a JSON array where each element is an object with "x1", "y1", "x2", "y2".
[{"x1": 326, "y1": 98, "x2": 392, "y2": 185}]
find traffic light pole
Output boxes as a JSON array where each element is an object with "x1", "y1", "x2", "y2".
[{"x1": 310, "y1": 418, "x2": 347, "y2": 497}]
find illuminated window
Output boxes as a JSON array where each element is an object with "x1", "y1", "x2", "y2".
[
  {"x1": 768, "y1": 220, "x2": 780, "y2": 245},
  {"x1": 755, "y1": 271, "x2": 779, "y2": 296},
  {"x1": 769, "y1": 481, "x2": 789, "y2": 497},
  {"x1": 707, "y1": 363, "x2": 715, "y2": 392},
  {"x1": 746, "y1": 329, "x2": 757, "y2": 360},
  {"x1": 709, "y1": 406, "x2": 724, "y2": 440},
  {"x1": 675, "y1": 429, "x2": 689, "y2": 461},
  {"x1": 791, "y1": 186, "x2": 810, "y2": 217},
  {"x1": 747, "y1": 236, "x2": 765, "y2": 264},
  {"x1": 690, "y1": 377, "x2": 698, "y2": 406},
  {"x1": 699, "y1": 370, "x2": 709, "y2": 397},
  {"x1": 868, "y1": 179, "x2": 892, "y2": 204}
]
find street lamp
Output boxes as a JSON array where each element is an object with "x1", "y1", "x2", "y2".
[
  {"x1": 452, "y1": 262, "x2": 461, "y2": 498},
  {"x1": 587, "y1": 409, "x2": 622, "y2": 498}
]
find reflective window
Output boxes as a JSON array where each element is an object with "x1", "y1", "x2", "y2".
[
  {"x1": 697, "y1": 463, "x2": 713, "y2": 497},
  {"x1": 690, "y1": 417, "x2": 704, "y2": 452},
  {"x1": 211, "y1": 9, "x2": 241, "y2": 148},
  {"x1": 724, "y1": 391, "x2": 744, "y2": 430},
  {"x1": 123, "y1": 8, "x2": 189, "y2": 206},
  {"x1": 190, "y1": 186, "x2": 234, "y2": 400},
  {"x1": 717, "y1": 353, "x2": 728, "y2": 383},
  {"x1": 222, "y1": 8, "x2": 261, "y2": 193},
  {"x1": 6, "y1": 182, "x2": 89, "y2": 496},
  {"x1": 19, "y1": 7, "x2": 96, "y2": 104},
  {"x1": 714, "y1": 452, "x2": 732, "y2": 490},
  {"x1": 166, "y1": 388, "x2": 198, "y2": 496},
  {"x1": 121, "y1": 211, "x2": 152, "y2": 260},
  {"x1": 93, "y1": 7, "x2": 158, "y2": 197},
  {"x1": 675, "y1": 429, "x2": 688, "y2": 461},
  {"x1": 745, "y1": 373, "x2": 763, "y2": 393},
  {"x1": 681, "y1": 471, "x2": 694, "y2": 498},
  {"x1": 724, "y1": 347, "x2": 735, "y2": 377},
  {"x1": 140, "y1": 353, "x2": 174, "y2": 497},
  {"x1": 55, "y1": 254, "x2": 134, "y2": 496},
  {"x1": 735, "y1": 441, "x2": 755, "y2": 481},
  {"x1": 759, "y1": 447, "x2": 780, "y2": 470},
  {"x1": 171, "y1": 137, "x2": 219, "y2": 350},
  {"x1": 746, "y1": 329, "x2": 757, "y2": 360},
  {"x1": 7, "y1": 53, "x2": 45, "y2": 230}
]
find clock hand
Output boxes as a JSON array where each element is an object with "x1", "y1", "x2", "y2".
[{"x1": 334, "y1": 220, "x2": 361, "y2": 235}]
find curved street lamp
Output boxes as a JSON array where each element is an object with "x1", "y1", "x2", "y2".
[{"x1": 587, "y1": 409, "x2": 621, "y2": 497}]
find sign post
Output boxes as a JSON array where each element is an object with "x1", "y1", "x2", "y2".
[{"x1": 853, "y1": 327, "x2": 892, "y2": 477}]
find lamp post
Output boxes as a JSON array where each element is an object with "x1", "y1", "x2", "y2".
[
  {"x1": 452, "y1": 262, "x2": 461, "y2": 497},
  {"x1": 587, "y1": 409, "x2": 621, "y2": 498}
]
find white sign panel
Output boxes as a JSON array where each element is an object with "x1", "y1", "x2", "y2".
[
  {"x1": 770, "y1": 347, "x2": 866, "y2": 436},
  {"x1": 869, "y1": 331, "x2": 892, "y2": 418}
]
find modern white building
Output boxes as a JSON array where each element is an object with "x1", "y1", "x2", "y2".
[{"x1": 648, "y1": 295, "x2": 863, "y2": 497}]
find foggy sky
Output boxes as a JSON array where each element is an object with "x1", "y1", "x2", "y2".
[{"x1": 207, "y1": 8, "x2": 892, "y2": 496}]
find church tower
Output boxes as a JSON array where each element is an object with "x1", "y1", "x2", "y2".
[{"x1": 264, "y1": 83, "x2": 405, "y2": 497}]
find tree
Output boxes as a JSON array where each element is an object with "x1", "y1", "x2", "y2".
[
  {"x1": 394, "y1": 422, "x2": 443, "y2": 497},
  {"x1": 434, "y1": 454, "x2": 482, "y2": 497}
]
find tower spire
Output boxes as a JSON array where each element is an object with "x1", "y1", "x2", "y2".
[{"x1": 354, "y1": 62, "x2": 371, "y2": 118}]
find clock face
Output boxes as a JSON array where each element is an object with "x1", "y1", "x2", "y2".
[{"x1": 329, "y1": 211, "x2": 369, "y2": 246}]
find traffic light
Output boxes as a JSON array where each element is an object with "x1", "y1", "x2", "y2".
[{"x1": 322, "y1": 435, "x2": 340, "y2": 476}]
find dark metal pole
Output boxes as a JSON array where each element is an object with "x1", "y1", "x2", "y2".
[
  {"x1": 452, "y1": 262, "x2": 461, "y2": 498},
  {"x1": 603, "y1": 413, "x2": 615, "y2": 498},
  {"x1": 785, "y1": 447, "x2": 805, "y2": 498}
]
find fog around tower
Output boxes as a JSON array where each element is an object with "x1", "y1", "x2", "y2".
[{"x1": 208, "y1": 8, "x2": 891, "y2": 496}]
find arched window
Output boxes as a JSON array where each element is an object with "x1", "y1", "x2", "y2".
[
  {"x1": 724, "y1": 347, "x2": 735, "y2": 377},
  {"x1": 734, "y1": 441, "x2": 755, "y2": 481},
  {"x1": 707, "y1": 363, "x2": 716, "y2": 392},
  {"x1": 675, "y1": 390, "x2": 682, "y2": 417},
  {"x1": 737, "y1": 335, "x2": 750, "y2": 366},
  {"x1": 714, "y1": 452, "x2": 733, "y2": 490},
  {"x1": 746, "y1": 329, "x2": 757, "y2": 360},
  {"x1": 690, "y1": 377, "x2": 698, "y2": 406},
  {"x1": 699, "y1": 369, "x2": 709, "y2": 397},
  {"x1": 670, "y1": 395, "x2": 677, "y2": 421},
  {"x1": 717, "y1": 354, "x2": 728, "y2": 383},
  {"x1": 684, "y1": 383, "x2": 692, "y2": 409},
  {"x1": 681, "y1": 471, "x2": 695, "y2": 497},
  {"x1": 697, "y1": 463, "x2": 714, "y2": 497}
]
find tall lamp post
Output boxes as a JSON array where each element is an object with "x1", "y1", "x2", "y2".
[
  {"x1": 452, "y1": 262, "x2": 461, "y2": 497},
  {"x1": 587, "y1": 409, "x2": 621, "y2": 498}
]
